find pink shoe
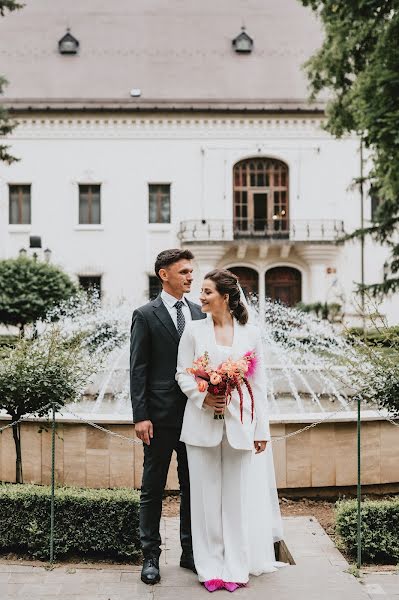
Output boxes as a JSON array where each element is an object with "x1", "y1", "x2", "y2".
[
  {"x1": 224, "y1": 582, "x2": 248, "y2": 592},
  {"x1": 203, "y1": 579, "x2": 225, "y2": 592},
  {"x1": 223, "y1": 582, "x2": 239, "y2": 592}
]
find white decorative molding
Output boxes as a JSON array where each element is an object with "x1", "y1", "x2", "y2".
[
  {"x1": 296, "y1": 245, "x2": 341, "y2": 263},
  {"x1": 73, "y1": 225, "x2": 104, "y2": 231},
  {"x1": 4, "y1": 116, "x2": 342, "y2": 141},
  {"x1": 77, "y1": 265, "x2": 104, "y2": 276},
  {"x1": 258, "y1": 245, "x2": 269, "y2": 259}
]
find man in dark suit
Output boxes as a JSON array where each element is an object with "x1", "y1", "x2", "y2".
[{"x1": 130, "y1": 248, "x2": 206, "y2": 585}]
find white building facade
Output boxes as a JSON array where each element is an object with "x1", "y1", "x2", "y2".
[{"x1": 0, "y1": 0, "x2": 397, "y2": 322}]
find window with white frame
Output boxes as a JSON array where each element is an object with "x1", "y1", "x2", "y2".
[
  {"x1": 9, "y1": 184, "x2": 31, "y2": 225},
  {"x1": 148, "y1": 184, "x2": 170, "y2": 223},
  {"x1": 79, "y1": 184, "x2": 101, "y2": 225}
]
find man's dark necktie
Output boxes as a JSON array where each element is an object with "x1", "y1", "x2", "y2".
[{"x1": 174, "y1": 300, "x2": 186, "y2": 337}]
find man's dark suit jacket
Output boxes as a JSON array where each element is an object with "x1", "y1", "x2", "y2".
[{"x1": 130, "y1": 294, "x2": 206, "y2": 428}]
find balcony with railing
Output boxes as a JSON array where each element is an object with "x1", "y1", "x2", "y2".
[{"x1": 178, "y1": 219, "x2": 345, "y2": 244}]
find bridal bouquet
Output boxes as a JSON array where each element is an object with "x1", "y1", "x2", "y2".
[{"x1": 186, "y1": 350, "x2": 258, "y2": 421}]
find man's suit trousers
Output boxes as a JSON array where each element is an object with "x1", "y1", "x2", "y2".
[{"x1": 140, "y1": 426, "x2": 192, "y2": 558}]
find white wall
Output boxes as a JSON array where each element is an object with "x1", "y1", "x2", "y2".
[{"x1": 0, "y1": 115, "x2": 397, "y2": 323}]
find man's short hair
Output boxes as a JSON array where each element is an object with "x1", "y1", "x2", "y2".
[{"x1": 154, "y1": 248, "x2": 194, "y2": 281}]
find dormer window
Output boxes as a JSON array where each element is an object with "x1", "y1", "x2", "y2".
[
  {"x1": 232, "y1": 27, "x2": 253, "y2": 53},
  {"x1": 58, "y1": 29, "x2": 79, "y2": 55}
]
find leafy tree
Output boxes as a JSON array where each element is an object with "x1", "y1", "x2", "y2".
[
  {"x1": 0, "y1": 326, "x2": 99, "y2": 483},
  {"x1": 0, "y1": 0, "x2": 23, "y2": 164},
  {"x1": 300, "y1": 0, "x2": 399, "y2": 296},
  {"x1": 0, "y1": 257, "x2": 78, "y2": 335}
]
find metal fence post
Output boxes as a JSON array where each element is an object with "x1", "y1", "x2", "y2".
[
  {"x1": 357, "y1": 396, "x2": 362, "y2": 569},
  {"x1": 50, "y1": 403, "x2": 56, "y2": 563}
]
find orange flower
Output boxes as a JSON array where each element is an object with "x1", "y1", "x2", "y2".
[
  {"x1": 210, "y1": 372, "x2": 222, "y2": 385},
  {"x1": 197, "y1": 379, "x2": 208, "y2": 393}
]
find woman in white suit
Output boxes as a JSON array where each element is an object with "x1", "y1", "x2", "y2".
[{"x1": 176, "y1": 269, "x2": 285, "y2": 592}]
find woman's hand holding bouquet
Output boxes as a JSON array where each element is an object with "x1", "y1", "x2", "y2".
[{"x1": 186, "y1": 350, "x2": 258, "y2": 421}]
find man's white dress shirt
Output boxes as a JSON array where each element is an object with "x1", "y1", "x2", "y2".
[{"x1": 160, "y1": 289, "x2": 192, "y2": 330}]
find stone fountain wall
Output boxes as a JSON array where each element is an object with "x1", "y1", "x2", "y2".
[{"x1": 0, "y1": 417, "x2": 398, "y2": 490}]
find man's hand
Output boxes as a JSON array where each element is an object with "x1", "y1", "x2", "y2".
[
  {"x1": 254, "y1": 440, "x2": 267, "y2": 454},
  {"x1": 203, "y1": 392, "x2": 226, "y2": 414},
  {"x1": 135, "y1": 420, "x2": 154, "y2": 445}
]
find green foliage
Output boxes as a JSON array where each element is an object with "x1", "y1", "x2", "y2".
[
  {"x1": 342, "y1": 314, "x2": 399, "y2": 416},
  {"x1": 0, "y1": 484, "x2": 141, "y2": 561},
  {"x1": 335, "y1": 497, "x2": 399, "y2": 563},
  {"x1": 0, "y1": 325, "x2": 101, "y2": 482},
  {"x1": 0, "y1": 1, "x2": 24, "y2": 16},
  {"x1": 300, "y1": 0, "x2": 399, "y2": 296},
  {"x1": 0, "y1": 335, "x2": 17, "y2": 347},
  {"x1": 0, "y1": 257, "x2": 77, "y2": 332},
  {"x1": 0, "y1": 326, "x2": 99, "y2": 420},
  {"x1": 296, "y1": 301, "x2": 342, "y2": 322},
  {"x1": 0, "y1": 1, "x2": 23, "y2": 163},
  {"x1": 346, "y1": 326, "x2": 399, "y2": 348}
]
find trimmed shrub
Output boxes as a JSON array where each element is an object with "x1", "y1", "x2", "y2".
[
  {"x1": 0, "y1": 257, "x2": 77, "y2": 334},
  {"x1": 335, "y1": 497, "x2": 399, "y2": 563},
  {"x1": 0, "y1": 484, "x2": 141, "y2": 562},
  {"x1": 345, "y1": 326, "x2": 399, "y2": 348}
]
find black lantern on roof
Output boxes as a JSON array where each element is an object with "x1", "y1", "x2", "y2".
[
  {"x1": 232, "y1": 27, "x2": 253, "y2": 53},
  {"x1": 58, "y1": 28, "x2": 79, "y2": 55}
]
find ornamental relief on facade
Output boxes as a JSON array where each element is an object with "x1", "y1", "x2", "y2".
[{"x1": 7, "y1": 116, "x2": 330, "y2": 140}]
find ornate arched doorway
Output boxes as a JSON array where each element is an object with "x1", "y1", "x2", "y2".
[
  {"x1": 228, "y1": 266, "x2": 259, "y2": 299},
  {"x1": 233, "y1": 158, "x2": 289, "y2": 235},
  {"x1": 265, "y1": 267, "x2": 301, "y2": 306}
]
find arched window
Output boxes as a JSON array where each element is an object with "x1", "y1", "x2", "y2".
[
  {"x1": 265, "y1": 267, "x2": 301, "y2": 306},
  {"x1": 228, "y1": 266, "x2": 259, "y2": 298},
  {"x1": 233, "y1": 158, "x2": 289, "y2": 236}
]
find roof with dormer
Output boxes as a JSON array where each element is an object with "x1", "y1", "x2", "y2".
[{"x1": 0, "y1": 0, "x2": 325, "y2": 113}]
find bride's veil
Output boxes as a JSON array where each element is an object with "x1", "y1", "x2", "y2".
[{"x1": 238, "y1": 284, "x2": 287, "y2": 574}]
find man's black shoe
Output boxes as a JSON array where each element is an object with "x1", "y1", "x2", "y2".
[
  {"x1": 141, "y1": 556, "x2": 161, "y2": 585},
  {"x1": 180, "y1": 552, "x2": 197, "y2": 574}
]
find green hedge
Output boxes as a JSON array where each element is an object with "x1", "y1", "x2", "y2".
[
  {"x1": 335, "y1": 497, "x2": 399, "y2": 563},
  {"x1": 0, "y1": 484, "x2": 141, "y2": 561},
  {"x1": 345, "y1": 326, "x2": 399, "y2": 348}
]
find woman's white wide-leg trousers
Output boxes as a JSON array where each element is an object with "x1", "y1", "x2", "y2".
[{"x1": 186, "y1": 431, "x2": 252, "y2": 583}]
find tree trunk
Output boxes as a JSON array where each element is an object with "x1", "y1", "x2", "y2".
[{"x1": 11, "y1": 421, "x2": 23, "y2": 483}]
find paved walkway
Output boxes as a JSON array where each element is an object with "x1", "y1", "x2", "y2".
[
  {"x1": 360, "y1": 573, "x2": 399, "y2": 599},
  {"x1": 0, "y1": 516, "x2": 397, "y2": 599}
]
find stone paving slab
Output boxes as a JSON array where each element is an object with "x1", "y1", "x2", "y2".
[
  {"x1": 0, "y1": 515, "x2": 395, "y2": 599},
  {"x1": 360, "y1": 573, "x2": 399, "y2": 599}
]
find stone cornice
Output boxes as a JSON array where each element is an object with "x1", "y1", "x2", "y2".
[
  {"x1": 5, "y1": 115, "x2": 335, "y2": 140},
  {"x1": 0, "y1": 98, "x2": 325, "y2": 114}
]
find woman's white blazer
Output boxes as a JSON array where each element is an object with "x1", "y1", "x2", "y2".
[{"x1": 176, "y1": 314, "x2": 271, "y2": 450}]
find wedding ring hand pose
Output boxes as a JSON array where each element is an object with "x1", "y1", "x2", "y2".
[{"x1": 176, "y1": 268, "x2": 271, "y2": 590}]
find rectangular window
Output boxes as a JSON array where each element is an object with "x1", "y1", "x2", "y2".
[
  {"x1": 79, "y1": 184, "x2": 101, "y2": 224},
  {"x1": 78, "y1": 275, "x2": 102, "y2": 298},
  {"x1": 149, "y1": 184, "x2": 170, "y2": 223},
  {"x1": 149, "y1": 275, "x2": 162, "y2": 300},
  {"x1": 9, "y1": 184, "x2": 31, "y2": 224}
]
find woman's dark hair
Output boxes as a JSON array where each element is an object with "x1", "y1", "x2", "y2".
[
  {"x1": 204, "y1": 269, "x2": 248, "y2": 325},
  {"x1": 154, "y1": 248, "x2": 194, "y2": 281}
]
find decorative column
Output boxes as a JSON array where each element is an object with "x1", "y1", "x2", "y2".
[{"x1": 296, "y1": 245, "x2": 340, "y2": 304}]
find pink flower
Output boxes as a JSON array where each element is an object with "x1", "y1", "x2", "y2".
[
  {"x1": 197, "y1": 379, "x2": 208, "y2": 393},
  {"x1": 210, "y1": 372, "x2": 222, "y2": 385}
]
